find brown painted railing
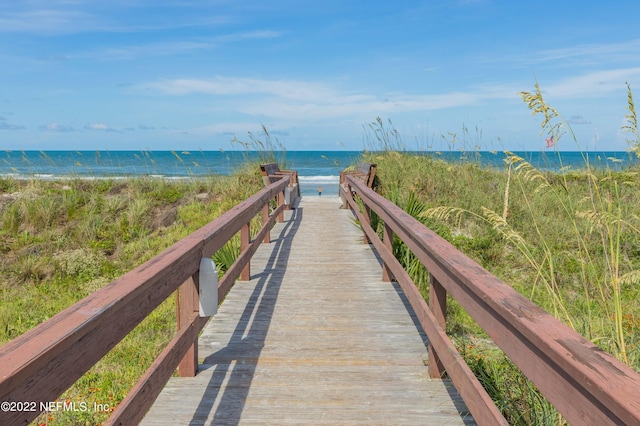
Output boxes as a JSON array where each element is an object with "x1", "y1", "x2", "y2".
[
  {"x1": 0, "y1": 176, "x2": 290, "y2": 426},
  {"x1": 341, "y1": 175, "x2": 640, "y2": 426}
]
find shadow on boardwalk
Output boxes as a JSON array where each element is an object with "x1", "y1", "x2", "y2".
[{"x1": 191, "y1": 207, "x2": 303, "y2": 425}]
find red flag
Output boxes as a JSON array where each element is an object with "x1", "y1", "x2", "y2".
[{"x1": 545, "y1": 136, "x2": 554, "y2": 148}]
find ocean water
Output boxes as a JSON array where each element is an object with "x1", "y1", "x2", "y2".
[
  {"x1": 1, "y1": 150, "x2": 638, "y2": 196},
  {"x1": 0, "y1": 150, "x2": 363, "y2": 196}
]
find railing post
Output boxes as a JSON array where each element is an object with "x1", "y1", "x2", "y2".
[
  {"x1": 241, "y1": 223, "x2": 250, "y2": 280},
  {"x1": 343, "y1": 181, "x2": 353, "y2": 210},
  {"x1": 277, "y1": 192, "x2": 285, "y2": 223},
  {"x1": 339, "y1": 172, "x2": 347, "y2": 209},
  {"x1": 176, "y1": 274, "x2": 199, "y2": 377},
  {"x1": 382, "y1": 222, "x2": 393, "y2": 282},
  {"x1": 428, "y1": 275, "x2": 447, "y2": 378},
  {"x1": 363, "y1": 204, "x2": 372, "y2": 244},
  {"x1": 262, "y1": 203, "x2": 270, "y2": 243}
]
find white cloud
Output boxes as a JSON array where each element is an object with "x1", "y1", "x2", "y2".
[
  {"x1": 95, "y1": 42, "x2": 214, "y2": 61},
  {"x1": 144, "y1": 76, "x2": 520, "y2": 123},
  {"x1": 483, "y1": 39, "x2": 640, "y2": 71},
  {"x1": 535, "y1": 39, "x2": 640, "y2": 65},
  {"x1": 190, "y1": 122, "x2": 279, "y2": 136},
  {"x1": 234, "y1": 93, "x2": 485, "y2": 121},
  {"x1": 0, "y1": 116, "x2": 25, "y2": 130},
  {"x1": 543, "y1": 68, "x2": 640, "y2": 98},
  {"x1": 85, "y1": 122, "x2": 121, "y2": 132},
  {"x1": 0, "y1": 5, "x2": 233, "y2": 35},
  {"x1": 212, "y1": 30, "x2": 285, "y2": 43},
  {"x1": 0, "y1": 123, "x2": 25, "y2": 130},
  {"x1": 39, "y1": 123, "x2": 75, "y2": 132},
  {"x1": 146, "y1": 77, "x2": 330, "y2": 100},
  {"x1": 85, "y1": 123, "x2": 109, "y2": 131},
  {"x1": 87, "y1": 122, "x2": 112, "y2": 131},
  {"x1": 73, "y1": 30, "x2": 284, "y2": 61},
  {"x1": 0, "y1": 9, "x2": 95, "y2": 34}
]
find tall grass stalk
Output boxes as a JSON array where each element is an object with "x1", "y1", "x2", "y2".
[
  {"x1": 231, "y1": 125, "x2": 289, "y2": 167},
  {"x1": 520, "y1": 83, "x2": 640, "y2": 363},
  {"x1": 623, "y1": 81, "x2": 640, "y2": 157},
  {"x1": 363, "y1": 117, "x2": 405, "y2": 152}
]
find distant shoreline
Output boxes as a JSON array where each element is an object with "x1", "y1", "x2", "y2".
[{"x1": 1, "y1": 150, "x2": 638, "y2": 182}]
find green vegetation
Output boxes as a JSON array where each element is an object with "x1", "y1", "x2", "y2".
[
  {"x1": 358, "y1": 86, "x2": 640, "y2": 424},
  {"x1": 364, "y1": 150, "x2": 640, "y2": 424},
  {"x1": 0, "y1": 167, "x2": 263, "y2": 425},
  {"x1": 623, "y1": 81, "x2": 640, "y2": 158}
]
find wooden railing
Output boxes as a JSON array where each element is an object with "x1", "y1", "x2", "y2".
[
  {"x1": 0, "y1": 176, "x2": 290, "y2": 425},
  {"x1": 341, "y1": 175, "x2": 640, "y2": 426}
]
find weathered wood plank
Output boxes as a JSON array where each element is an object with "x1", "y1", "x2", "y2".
[{"x1": 142, "y1": 196, "x2": 473, "y2": 425}]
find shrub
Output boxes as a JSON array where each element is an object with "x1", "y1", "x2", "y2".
[{"x1": 55, "y1": 248, "x2": 107, "y2": 279}]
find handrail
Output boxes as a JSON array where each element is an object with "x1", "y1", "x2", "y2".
[
  {"x1": 0, "y1": 176, "x2": 290, "y2": 425},
  {"x1": 341, "y1": 175, "x2": 640, "y2": 425}
]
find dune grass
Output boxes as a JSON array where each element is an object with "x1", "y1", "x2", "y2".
[
  {"x1": 366, "y1": 149, "x2": 640, "y2": 423},
  {"x1": 0, "y1": 165, "x2": 264, "y2": 425},
  {"x1": 357, "y1": 84, "x2": 640, "y2": 424}
]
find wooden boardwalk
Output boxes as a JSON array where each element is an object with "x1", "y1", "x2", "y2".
[{"x1": 142, "y1": 196, "x2": 474, "y2": 425}]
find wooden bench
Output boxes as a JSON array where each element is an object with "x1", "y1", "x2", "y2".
[
  {"x1": 259, "y1": 162, "x2": 300, "y2": 209},
  {"x1": 339, "y1": 163, "x2": 378, "y2": 209},
  {"x1": 340, "y1": 162, "x2": 378, "y2": 190}
]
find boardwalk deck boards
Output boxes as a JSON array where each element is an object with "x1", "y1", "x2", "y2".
[{"x1": 142, "y1": 196, "x2": 474, "y2": 425}]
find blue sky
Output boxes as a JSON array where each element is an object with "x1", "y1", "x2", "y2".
[{"x1": 1, "y1": 1, "x2": 640, "y2": 151}]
